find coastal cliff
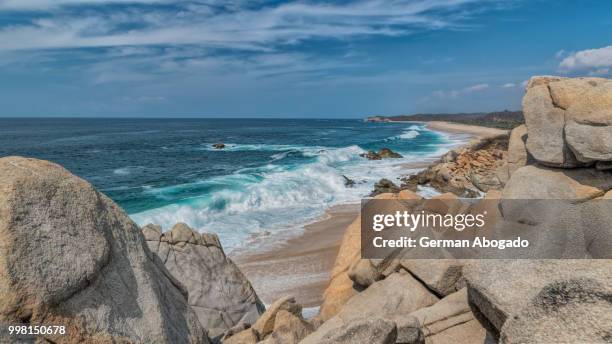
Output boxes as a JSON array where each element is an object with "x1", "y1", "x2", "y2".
[{"x1": 0, "y1": 75, "x2": 610, "y2": 344}]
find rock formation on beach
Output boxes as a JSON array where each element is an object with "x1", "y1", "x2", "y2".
[
  {"x1": 400, "y1": 134, "x2": 509, "y2": 197},
  {"x1": 0, "y1": 157, "x2": 263, "y2": 343},
  {"x1": 143, "y1": 223, "x2": 265, "y2": 340},
  {"x1": 0, "y1": 157, "x2": 208, "y2": 343}
]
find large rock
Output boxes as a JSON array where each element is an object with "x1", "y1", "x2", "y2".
[
  {"x1": 506, "y1": 124, "x2": 529, "y2": 175},
  {"x1": 258, "y1": 309, "x2": 314, "y2": 344},
  {"x1": 565, "y1": 120, "x2": 612, "y2": 162},
  {"x1": 222, "y1": 327, "x2": 258, "y2": 344},
  {"x1": 319, "y1": 215, "x2": 362, "y2": 320},
  {"x1": 319, "y1": 318, "x2": 397, "y2": 344},
  {"x1": 523, "y1": 76, "x2": 612, "y2": 167},
  {"x1": 523, "y1": 78, "x2": 581, "y2": 167},
  {"x1": 396, "y1": 259, "x2": 464, "y2": 297},
  {"x1": 463, "y1": 260, "x2": 612, "y2": 340},
  {"x1": 144, "y1": 223, "x2": 264, "y2": 339},
  {"x1": 0, "y1": 157, "x2": 207, "y2": 343},
  {"x1": 499, "y1": 277, "x2": 612, "y2": 344},
  {"x1": 303, "y1": 272, "x2": 438, "y2": 343},
  {"x1": 347, "y1": 258, "x2": 382, "y2": 288},
  {"x1": 501, "y1": 165, "x2": 612, "y2": 200},
  {"x1": 395, "y1": 288, "x2": 487, "y2": 344},
  {"x1": 320, "y1": 193, "x2": 405, "y2": 320},
  {"x1": 251, "y1": 296, "x2": 300, "y2": 338}
]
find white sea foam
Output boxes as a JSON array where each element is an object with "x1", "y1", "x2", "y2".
[
  {"x1": 398, "y1": 130, "x2": 420, "y2": 139},
  {"x1": 200, "y1": 143, "x2": 326, "y2": 153},
  {"x1": 113, "y1": 166, "x2": 144, "y2": 175}
]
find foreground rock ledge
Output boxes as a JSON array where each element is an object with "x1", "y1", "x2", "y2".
[{"x1": 0, "y1": 156, "x2": 208, "y2": 343}]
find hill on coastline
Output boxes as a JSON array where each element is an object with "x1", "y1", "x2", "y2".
[{"x1": 366, "y1": 110, "x2": 524, "y2": 129}]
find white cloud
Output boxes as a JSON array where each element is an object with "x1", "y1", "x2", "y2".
[
  {"x1": 0, "y1": 0, "x2": 500, "y2": 52},
  {"x1": 500, "y1": 82, "x2": 516, "y2": 88},
  {"x1": 0, "y1": 0, "x2": 168, "y2": 10},
  {"x1": 433, "y1": 83, "x2": 489, "y2": 98},
  {"x1": 559, "y1": 46, "x2": 612, "y2": 75}
]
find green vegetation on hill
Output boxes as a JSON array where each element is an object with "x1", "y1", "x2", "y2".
[{"x1": 366, "y1": 110, "x2": 524, "y2": 130}]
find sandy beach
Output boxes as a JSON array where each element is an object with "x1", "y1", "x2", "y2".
[
  {"x1": 235, "y1": 204, "x2": 360, "y2": 308},
  {"x1": 426, "y1": 121, "x2": 509, "y2": 138},
  {"x1": 233, "y1": 121, "x2": 498, "y2": 310}
]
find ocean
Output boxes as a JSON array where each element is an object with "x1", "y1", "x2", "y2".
[{"x1": 0, "y1": 118, "x2": 465, "y2": 252}]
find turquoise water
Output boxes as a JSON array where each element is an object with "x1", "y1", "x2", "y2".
[{"x1": 0, "y1": 118, "x2": 464, "y2": 251}]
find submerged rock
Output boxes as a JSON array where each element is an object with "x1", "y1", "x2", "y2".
[
  {"x1": 342, "y1": 175, "x2": 356, "y2": 188},
  {"x1": 378, "y1": 147, "x2": 403, "y2": 159},
  {"x1": 213, "y1": 143, "x2": 226, "y2": 149},
  {"x1": 0, "y1": 156, "x2": 208, "y2": 343},
  {"x1": 144, "y1": 223, "x2": 264, "y2": 340}
]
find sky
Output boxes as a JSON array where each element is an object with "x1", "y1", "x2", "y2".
[{"x1": 0, "y1": 0, "x2": 611, "y2": 118}]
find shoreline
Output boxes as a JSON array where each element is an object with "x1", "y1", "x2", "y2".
[
  {"x1": 234, "y1": 122, "x2": 492, "y2": 308},
  {"x1": 425, "y1": 121, "x2": 509, "y2": 138}
]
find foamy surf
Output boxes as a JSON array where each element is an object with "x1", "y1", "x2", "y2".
[{"x1": 130, "y1": 123, "x2": 469, "y2": 253}]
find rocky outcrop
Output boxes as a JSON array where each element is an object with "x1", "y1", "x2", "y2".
[
  {"x1": 506, "y1": 124, "x2": 530, "y2": 176},
  {"x1": 523, "y1": 76, "x2": 612, "y2": 167},
  {"x1": 501, "y1": 164, "x2": 612, "y2": 201},
  {"x1": 213, "y1": 143, "x2": 226, "y2": 149},
  {"x1": 223, "y1": 296, "x2": 313, "y2": 344},
  {"x1": 319, "y1": 193, "x2": 403, "y2": 321},
  {"x1": 303, "y1": 272, "x2": 438, "y2": 343},
  {"x1": 370, "y1": 178, "x2": 400, "y2": 196},
  {"x1": 143, "y1": 223, "x2": 264, "y2": 340},
  {"x1": 464, "y1": 260, "x2": 612, "y2": 343},
  {"x1": 360, "y1": 148, "x2": 403, "y2": 160},
  {"x1": 500, "y1": 276, "x2": 612, "y2": 344},
  {"x1": 318, "y1": 318, "x2": 397, "y2": 344},
  {"x1": 0, "y1": 157, "x2": 208, "y2": 343},
  {"x1": 394, "y1": 288, "x2": 487, "y2": 344},
  {"x1": 319, "y1": 215, "x2": 362, "y2": 321},
  {"x1": 401, "y1": 134, "x2": 509, "y2": 197},
  {"x1": 391, "y1": 259, "x2": 464, "y2": 297}
]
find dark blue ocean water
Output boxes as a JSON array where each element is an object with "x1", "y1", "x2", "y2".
[{"x1": 0, "y1": 118, "x2": 461, "y2": 250}]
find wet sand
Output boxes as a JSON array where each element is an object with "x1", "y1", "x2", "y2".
[{"x1": 234, "y1": 204, "x2": 360, "y2": 308}]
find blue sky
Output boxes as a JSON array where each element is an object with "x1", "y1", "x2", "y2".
[{"x1": 0, "y1": 0, "x2": 611, "y2": 118}]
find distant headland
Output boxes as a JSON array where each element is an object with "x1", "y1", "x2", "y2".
[{"x1": 365, "y1": 110, "x2": 524, "y2": 130}]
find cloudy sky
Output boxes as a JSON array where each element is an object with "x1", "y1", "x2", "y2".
[{"x1": 0, "y1": 0, "x2": 611, "y2": 117}]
